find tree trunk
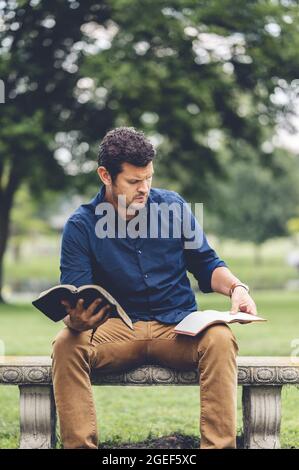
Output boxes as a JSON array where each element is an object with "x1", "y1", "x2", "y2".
[
  {"x1": 0, "y1": 262, "x2": 5, "y2": 303},
  {"x1": 0, "y1": 159, "x2": 21, "y2": 303},
  {"x1": 0, "y1": 210, "x2": 10, "y2": 304},
  {"x1": 12, "y1": 241, "x2": 22, "y2": 263}
]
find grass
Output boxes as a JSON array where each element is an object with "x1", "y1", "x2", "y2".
[{"x1": 0, "y1": 291, "x2": 298, "y2": 449}]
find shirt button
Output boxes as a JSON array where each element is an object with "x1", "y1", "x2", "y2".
[
  {"x1": 138, "y1": 250, "x2": 142, "y2": 254},
  {"x1": 144, "y1": 274, "x2": 148, "y2": 278}
]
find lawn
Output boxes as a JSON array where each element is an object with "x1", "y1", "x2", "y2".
[{"x1": 0, "y1": 290, "x2": 298, "y2": 449}]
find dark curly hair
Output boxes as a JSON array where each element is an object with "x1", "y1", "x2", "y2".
[{"x1": 98, "y1": 127, "x2": 156, "y2": 182}]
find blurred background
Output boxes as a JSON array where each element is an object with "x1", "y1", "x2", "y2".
[{"x1": 0, "y1": 0, "x2": 298, "y2": 449}]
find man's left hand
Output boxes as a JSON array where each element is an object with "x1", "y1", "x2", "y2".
[{"x1": 230, "y1": 286, "x2": 257, "y2": 316}]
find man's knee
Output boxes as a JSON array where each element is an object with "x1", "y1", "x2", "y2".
[
  {"x1": 51, "y1": 327, "x2": 91, "y2": 360},
  {"x1": 198, "y1": 324, "x2": 239, "y2": 355}
]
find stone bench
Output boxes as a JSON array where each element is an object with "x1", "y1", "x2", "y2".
[{"x1": 0, "y1": 356, "x2": 298, "y2": 449}]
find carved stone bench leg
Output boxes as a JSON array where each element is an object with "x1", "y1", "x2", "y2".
[
  {"x1": 19, "y1": 385, "x2": 56, "y2": 449},
  {"x1": 242, "y1": 385, "x2": 282, "y2": 449}
]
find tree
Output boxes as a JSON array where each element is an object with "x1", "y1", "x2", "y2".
[
  {"x1": 9, "y1": 184, "x2": 54, "y2": 262},
  {"x1": 1, "y1": 0, "x2": 299, "y2": 301},
  {"x1": 81, "y1": 0, "x2": 299, "y2": 202},
  {"x1": 0, "y1": 0, "x2": 111, "y2": 301},
  {"x1": 212, "y1": 151, "x2": 299, "y2": 262}
]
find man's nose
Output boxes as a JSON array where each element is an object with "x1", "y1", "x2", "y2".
[{"x1": 137, "y1": 180, "x2": 149, "y2": 193}]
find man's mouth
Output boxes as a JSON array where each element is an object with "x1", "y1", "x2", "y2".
[{"x1": 134, "y1": 195, "x2": 146, "y2": 201}]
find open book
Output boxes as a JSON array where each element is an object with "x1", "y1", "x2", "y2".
[
  {"x1": 32, "y1": 284, "x2": 133, "y2": 330},
  {"x1": 174, "y1": 310, "x2": 266, "y2": 336}
]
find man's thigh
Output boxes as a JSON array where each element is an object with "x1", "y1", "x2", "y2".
[
  {"x1": 147, "y1": 321, "x2": 238, "y2": 370},
  {"x1": 90, "y1": 318, "x2": 150, "y2": 373},
  {"x1": 147, "y1": 321, "x2": 200, "y2": 370}
]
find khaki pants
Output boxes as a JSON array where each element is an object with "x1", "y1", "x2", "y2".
[{"x1": 51, "y1": 318, "x2": 239, "y2": 449}]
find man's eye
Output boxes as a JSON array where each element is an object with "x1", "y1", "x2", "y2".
[{"x1": 129, "y1": 177, "x2": 152, "y2": 184}]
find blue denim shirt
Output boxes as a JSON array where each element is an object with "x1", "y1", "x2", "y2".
[{"x1": 60, "y1": 185, "x2": 227, "y2": 324}]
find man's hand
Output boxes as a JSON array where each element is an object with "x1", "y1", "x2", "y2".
[
  {"x1": 61, "y1": 298, "x2": 111, "y2": 332},
  {"x1": 230, "y1": 286, "x2": 258, "y2": 316}
]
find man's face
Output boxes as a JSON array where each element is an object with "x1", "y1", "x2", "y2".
[{"x1": 111, "y1": 161, "x2": 154, "y2": 212}]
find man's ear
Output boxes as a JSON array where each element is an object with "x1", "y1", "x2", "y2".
[{"x1": 97, "y1": 166, "x2": 112, "y2": 185}]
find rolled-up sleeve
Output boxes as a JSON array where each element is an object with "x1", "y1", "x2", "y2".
[
  {"x1": 59, "y1": 218, "x2": 94, "y2": 287},
  {"x1": 178, "y1": 195, "x2": 227, "y2": 293},
  {"x1": 184, "y1": 233, "x2": 227, "y2": 293}
]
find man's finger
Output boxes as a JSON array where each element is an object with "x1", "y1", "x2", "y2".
[
  {"x1": 75, "y1": 298, "x2": 85, "y2": 313},
  {"x1": 246, "y1": 304, "x2": 258, "y2": 316},
  {"x1": 67, "y1": 299, "x2": 84, "y2": 319},
  {"x1": 90, "y1": 304, "x2": 111, "y2": 326},
  {"x1": 61, "y1": 300, "x2": 71, "y2": 314},
  {"x1": 230, "y1": 302, "x2": 239, "y2": 314},
  {"x1": 85, "y1": 298, "x2": 104, "y2": 317}
]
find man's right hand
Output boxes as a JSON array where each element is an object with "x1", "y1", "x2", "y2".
[{"x1": 61, "y1": 298, "x2": 111, "y2": 332}]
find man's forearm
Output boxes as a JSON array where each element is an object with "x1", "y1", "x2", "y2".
[{"x1": 211, "y1": 266, "x2": 242, "y2": 296}]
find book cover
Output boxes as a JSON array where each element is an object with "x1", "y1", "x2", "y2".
[{"x1": 32, "y1": 284, "x2": 133, "y2": 329}]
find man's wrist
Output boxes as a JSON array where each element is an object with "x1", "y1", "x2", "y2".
[
  {"x1": 63, "y1": 315, "x2": 82, "y2": 332},
  {"x1": 229, "y1": 282, "x2": 250, "y2": 298}
]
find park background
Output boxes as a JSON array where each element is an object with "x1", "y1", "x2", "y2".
[{"x1": 0, "y1": 0, "x2": 299, "y2": 448}]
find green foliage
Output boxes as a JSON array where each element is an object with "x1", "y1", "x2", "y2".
[
  {"x1": 1, "y1": 0, "x2": 299, "y2": 202},
  {"x1": 10, "y1": 184, "x2": 53, "y2": 240},
  {"x1": 80, "y1": 0, "x2": 299, "y2": 204},
  {"x1": 211, "y1": 152, "x2": 299, "y2": 244},
  {"x1": 287, "y1": 217, "x2": 299, "y2": 236}
]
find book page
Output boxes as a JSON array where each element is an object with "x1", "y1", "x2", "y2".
[
  {"x1": 174, "y1": 310, "x2": 266, "y2": 335},
  {"x1": 38, "y1": 284, "x2": 76, "y2": 298}
]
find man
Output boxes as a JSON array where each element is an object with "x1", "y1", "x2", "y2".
[{"x1": 52, "y1": 127, "x2": 257, "y2": 449}]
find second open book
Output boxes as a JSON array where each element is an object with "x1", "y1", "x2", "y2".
[{"x1": 174, "y1": 310, "x2": 266, "y2": 336}]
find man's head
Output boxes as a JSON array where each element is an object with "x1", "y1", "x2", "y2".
[{"x1": 97, "y1": 127, "x2": 155, "y2": 215}]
